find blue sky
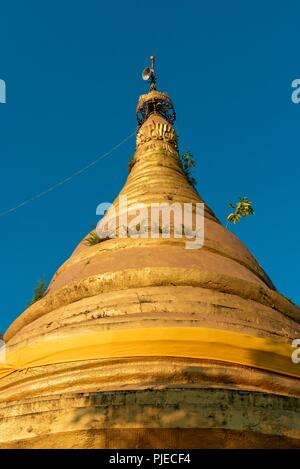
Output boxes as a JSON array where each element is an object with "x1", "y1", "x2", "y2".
[{"x1": 0, "y1": 0, "x2": 299, "y2": 331}]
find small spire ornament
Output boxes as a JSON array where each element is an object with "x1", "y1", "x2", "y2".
[
  {"x1": 142, "y1": 55, "x2": 156, "y2": 91},
  {"x1": 137, "y1": 56, "x2": 176, "y2": 126}
]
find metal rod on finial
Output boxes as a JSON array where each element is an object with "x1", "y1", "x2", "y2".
[
  {"x1": 150, "y1": 55, "x2": 156, "y2": 90},
  {"x1": 142, "y1": 56, "x2": 157, "y2": 91}
]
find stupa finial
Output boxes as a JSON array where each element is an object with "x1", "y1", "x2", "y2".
[
  {"x1": 137, "y1": 56, "x2": 176, "y2": 127},
  {"x1": 142, "y1": 55, "x2": 157, "y2": 91}
]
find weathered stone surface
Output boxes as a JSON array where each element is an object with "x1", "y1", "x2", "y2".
[{"x1": 1, "y1": 389, "x2": 300, "y2": 448}]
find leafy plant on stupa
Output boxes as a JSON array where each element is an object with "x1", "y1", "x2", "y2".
[
  {"x1": 84, "y1": 232, "x2": 102, "y2": 246},
  {"x1": 179, "y1": 151, "x2": 197, "y2": 189},
  {"x1": 27, "y1": 279, "x2": 47, "y2": 306},
  {"x1": 226, "y1": 196, "x2": 255, "y2": 228},
  {"x1": 85, "y1": 230, "x2": 114, "y2": 246},
  {"x1": 128, "y1": 154, "x2": 136, "y2": 173}
]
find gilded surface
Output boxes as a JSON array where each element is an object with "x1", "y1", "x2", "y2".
[
  {"x1": 0, "y1": 92, "x2": 300, "y2": 448},
  {"x1": 136, "y1": 118, "x2": 178, "y2": 148},
  {"x1": 136, "y1": 90, "x2": 172, "y2": 112}
]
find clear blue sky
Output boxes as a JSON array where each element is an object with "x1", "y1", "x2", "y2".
[{"x1": 0, "y1": 0, "x2": 299, "y2": 331}]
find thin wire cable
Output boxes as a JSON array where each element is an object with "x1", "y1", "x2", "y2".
[{"x1": 0, "y1": 130, "x2": 136, "y2": 218}]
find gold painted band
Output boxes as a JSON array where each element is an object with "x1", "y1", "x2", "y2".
[{"x1": 1, "y1": 327, "x2": 299, "y2": 381}]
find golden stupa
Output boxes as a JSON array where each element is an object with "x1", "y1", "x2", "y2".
[{"x1": 0, "y1": 58, "x2": 300, "y2": 448}]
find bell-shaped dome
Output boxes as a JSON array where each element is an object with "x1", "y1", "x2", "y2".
[{"x1": 0, "y1": 64, "x2": 300, "y2": 449}]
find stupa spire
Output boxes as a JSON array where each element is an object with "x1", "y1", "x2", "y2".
[
  {"x1": 142, "y1": 55, "x2": 157, "y2": 91},
  {"x1": 137, "y1": 56, "x2": 176, "y2": 127}
]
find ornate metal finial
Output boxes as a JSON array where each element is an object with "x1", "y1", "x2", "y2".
[
  {"x1": 137, "y1": 56, "x2": 176, "y2": 127},
  {"x1": 142, "y1": 55, "x2": 156, "y2": 91}
]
